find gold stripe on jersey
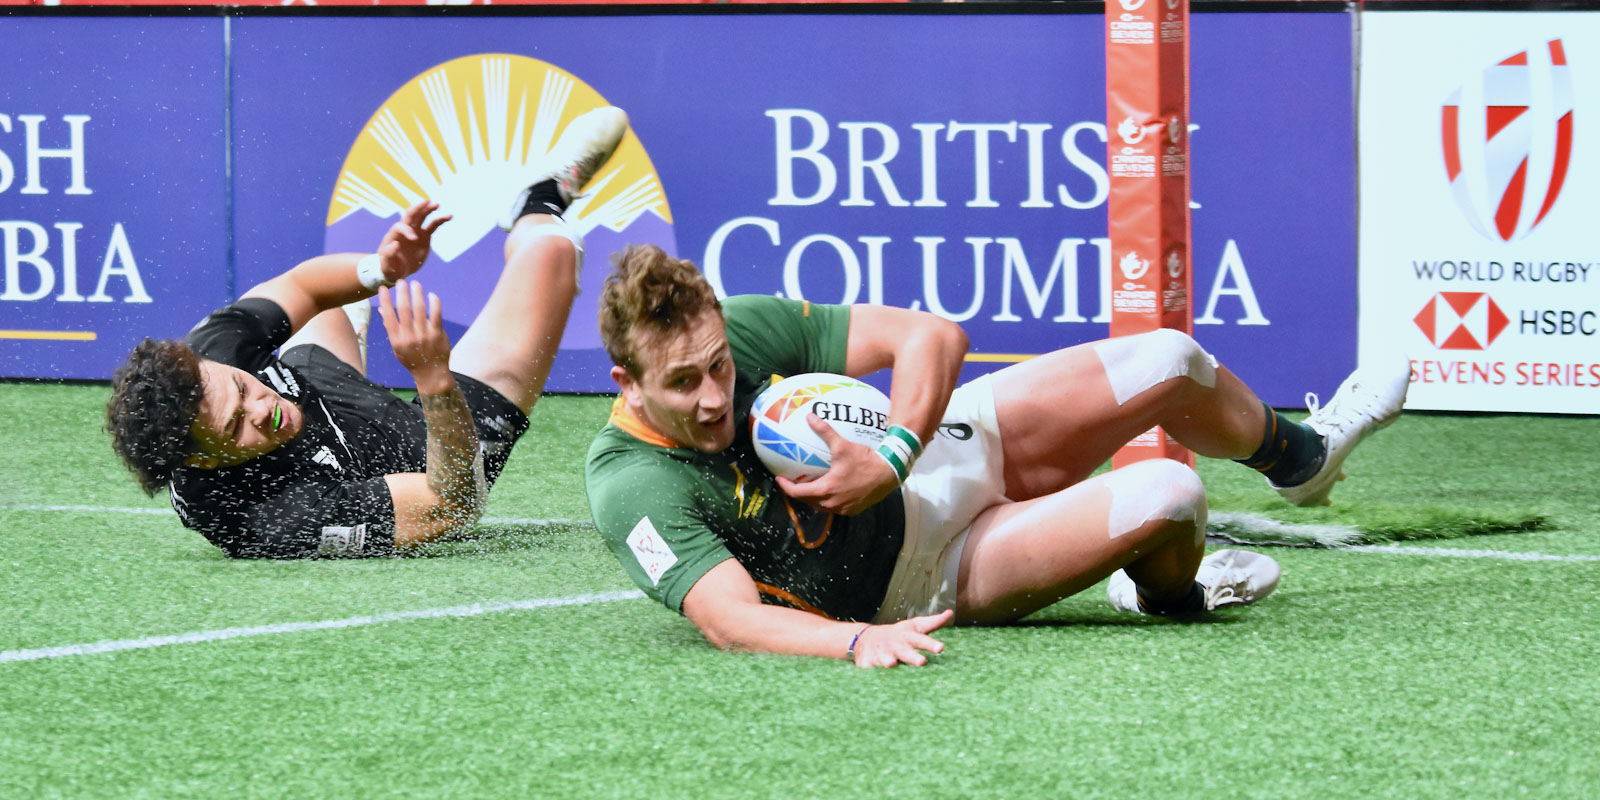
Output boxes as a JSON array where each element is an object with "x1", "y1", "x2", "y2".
[
  {"x1": 756, "y1": 582, "x2": 835, "y2": 619},
  {"x1": 783, "y1": 496, "x2": 833, "y2": 549}
]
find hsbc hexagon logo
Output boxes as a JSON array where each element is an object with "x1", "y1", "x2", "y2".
[
  {"x1": 1413, "y1": 292, "x2": 1510, "y2": 350},
  {"x1": 1441, "y1": 39, "x2": 1575, "y2": 242}
]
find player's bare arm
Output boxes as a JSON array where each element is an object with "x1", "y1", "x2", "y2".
[
  {"x1": 779, "y1": 304, "x2": 968, "y2": 516},
  {"x1": 242, "y1": 200, "x2": 451, "y2": 335},
  {"x1": 378, "y1": 279, "x2": 486, "y2": 546},
  {"x1": 682, "y1": 558, "x2": 952, "y2": 668}
]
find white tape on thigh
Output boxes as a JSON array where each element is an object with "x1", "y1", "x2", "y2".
[
  {"x1": 1092, "y1": 329, "x2": 1218, "y2": 405},
  {"x1": 519, "y1": 215, "x2": 586, "y2": 279},
  {"x1": 1102, "y1": 459, "x2": 1206, "y2": 541}
]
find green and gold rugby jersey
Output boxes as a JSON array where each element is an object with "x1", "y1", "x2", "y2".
[{"x1": 585, "y1": 295, "x2": 905, "y2": 622}]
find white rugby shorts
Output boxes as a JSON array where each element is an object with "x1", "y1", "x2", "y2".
[{"x1": 873, "y1": 374, "x2": 1010, "y2": 623}]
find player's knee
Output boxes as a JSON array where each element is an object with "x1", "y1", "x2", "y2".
[
  {"x1": 1092, "y1": 329, "x2": 1218, "y2": 404},
  {"x1": 508, "y1": 217, "x2": 585, "y2": 280},
  {"x1": 1140, "y1": 328, "x2": 1217, "y2": 388},
  {"x1": 1103, "y1": 458, "x2": 1207, "y2": 541}
]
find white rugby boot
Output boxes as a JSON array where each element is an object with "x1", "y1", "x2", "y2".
[
  {"x1": 1106, "y1": 549, "x2": 1281, "y2": 613},
  {"x1": 1106, "y1": 569, "x2": 1143, "y2": 613},
  {"x1": 1195, "y1": 549, "x2": 1280, "y2": 610},
  {"x1": 499, "y1": 105, "x2": 629, "y2": 231},
  {"x1": 1272, "y1": 355, "x2": 1411, "y2": 507}
]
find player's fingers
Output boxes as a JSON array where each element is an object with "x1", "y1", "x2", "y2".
[
  {"x1": 911, "y1": 608, "x2": 955, "y2": 634},
  {"x1": 403, "y1": 199, "x2": 432, "y2": 225},
  {"x1": 893, "y1": 643, "x2": 928, "y2": 667},
  {"x1": 428, "y1": 292, "x2": 443, "y2": 329},
  {"x1": 774, "y1": 475, "x2": 818, "y2": 497},
  {"x1": 806, "y1": 414, "x2": 845, "y2": 449},
  {"x1": 423, "y1": 213, "x2": 453, "y2": 235},
  {"x1": 375, "y1": 286, "x2": 398, "y2": 333},
  {"x1": 391, "y1": 278, "x2": 410, "y2": 316},
  {"x1": 904, "y1": 632, "x2": 944, "y2": 654},
  {"x1": 408, "y1": 280, "x2": 427, "y2": 325}
]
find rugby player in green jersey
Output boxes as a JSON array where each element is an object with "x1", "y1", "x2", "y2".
[{"x1": 585, "y1": 246, "x2": 1408, "y2": 667}]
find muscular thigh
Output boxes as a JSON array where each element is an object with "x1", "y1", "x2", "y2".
[{"x1": 988, "y1": 340, "x2": 1175, "y2": 500}]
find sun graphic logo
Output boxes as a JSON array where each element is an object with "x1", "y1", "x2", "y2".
[
  {"x1": 1441, "y1": 39, "x2": 1574, "y2": 242},
  {"x1": 324, "y1": 54, "x2": 675, "y2": 353},
  {"x1": 1413, "y1": 291, "x2": 1510, "y2": 351}
]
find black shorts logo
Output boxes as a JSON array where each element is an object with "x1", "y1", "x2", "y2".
[{"x1": 938, "y1": 423, "x2": 974, "y2": 441}]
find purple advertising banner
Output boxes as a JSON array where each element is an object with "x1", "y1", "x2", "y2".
[
  {"x1": 0, "y1": 18, "x2": 229, "y2": 380},
  {"x1": 4, "y1": 10, "x2": 1353, "y2": 407}
]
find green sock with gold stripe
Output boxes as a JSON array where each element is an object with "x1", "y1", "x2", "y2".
[{"x1": 1236, "y1": 401, "x2": 1326, "y2": 487}]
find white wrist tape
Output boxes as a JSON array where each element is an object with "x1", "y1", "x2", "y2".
[{"x1": 356, "y1": 253, "x2": 393, "y2": 291}]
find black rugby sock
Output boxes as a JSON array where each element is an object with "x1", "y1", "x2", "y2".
[
  {"x1": 516, "y1": 178, "x2": 567, "y2": 221},
  {"x1": 1137, "y1": 582, "x2": 1207, "y2": 616},
  {"x1": 1235, "y1": 401, "x2": 1326, "y2": 486}
]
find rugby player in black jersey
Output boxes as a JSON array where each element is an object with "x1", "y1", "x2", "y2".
[{"x1": 106, "y1": 107, "x2": 629, "y2": 558}]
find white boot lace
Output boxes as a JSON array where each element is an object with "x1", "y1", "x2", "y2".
[
  {"x1": 1201, "y1": 551, "x2": 1242, "y2": 610},
  {"x1": 1305, "y1": 381, "x2": 1374, "y2": 437}
]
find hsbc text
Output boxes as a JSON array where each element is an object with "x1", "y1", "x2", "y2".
[{"x1": 1520, "y1": 310, "x2": 1597, "y2": 336}]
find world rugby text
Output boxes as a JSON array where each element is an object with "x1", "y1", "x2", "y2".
[{"x1": 1411, "y1": 260, "x2": 1594, "y2": 283}]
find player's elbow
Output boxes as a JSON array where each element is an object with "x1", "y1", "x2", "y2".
[
  {"x1": 936, "y1": 316, "x2": 969, "y2": 358},
  {"x1": 698, "y1": 623, "x2": 740, "y2": 652},
  {"x1": 429, "y1": 492, "x2": 487, "y2": 528}
]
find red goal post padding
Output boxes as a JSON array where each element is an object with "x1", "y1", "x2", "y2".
[{"x1": 1105, "y1": 0, "x2": 1193, "y2": 468}]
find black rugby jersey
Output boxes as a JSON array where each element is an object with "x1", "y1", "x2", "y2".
[{"x1": 168, "y1": 298, "x2": 427, "y2": 558}]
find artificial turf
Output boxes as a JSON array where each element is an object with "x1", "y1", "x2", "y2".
[{"x1": 2, "y1": 381, "x2": 1597, "y2": 799}]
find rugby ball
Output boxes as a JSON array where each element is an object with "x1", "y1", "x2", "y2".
[{"x1": 750, "y1": 373, "x2": 890, "y2": 481}]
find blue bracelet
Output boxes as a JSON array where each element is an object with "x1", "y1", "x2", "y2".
[{"x1": 845, "y1": 624, "x2": 872, "y2": 662}]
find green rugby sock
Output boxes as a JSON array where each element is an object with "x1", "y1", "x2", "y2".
[{"x1": 1236, "y1": 401, "x2": 1326, "y2": 486}]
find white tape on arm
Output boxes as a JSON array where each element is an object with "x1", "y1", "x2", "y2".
[{"x1": 356, "y1": 253, "x2": 393, "y2": 291}]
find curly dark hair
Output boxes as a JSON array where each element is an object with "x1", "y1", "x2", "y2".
[
  {"x1": 106, "y1": 338, "x2": 205, "y2": 495},
  {"x1": 599, "y1": 244, "x2": 723, "y2": 378}
]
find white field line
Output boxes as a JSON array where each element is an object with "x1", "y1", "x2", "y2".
[
  {"x1": 1, "y1": 590, "x2": 645, "y2": 664},
  {"x1": 8, "y1": 504, "x2": 1596, "y2": 560},
  {"x1": 1344, "y1": 544, "x2": 1600, "y2": 562},
  {"x1": 0, "y1": 503, "x2": 579, "y2": 527},
  {"x1": 4, "y1": 505, "x2": 1594, "y2": 664},
  {"x1": 4, "y1": 504, "x2": 1595, "y2": 562}
]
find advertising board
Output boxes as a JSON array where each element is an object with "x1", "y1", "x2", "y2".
[
  {"x1": 1361, "y1": 10, "x2": 1600, "y2": 413},
  {"x1": 2, "y1": 10, "x2": 1354, "y2": 406}
]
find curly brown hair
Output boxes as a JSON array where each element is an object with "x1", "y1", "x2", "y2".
[
  {"x1": 106, "y1": 338, "x2": 205, "y2": 495},
  {"x1": 599, "y1": 244, "x2": 722, "y2": 377}
]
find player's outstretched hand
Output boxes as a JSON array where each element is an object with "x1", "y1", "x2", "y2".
[
  {"x1": 776, "y1": 413, "x2": 901, "y2": 516},
  {"x1": 378, "y1": 279, "x2": 453, "y2": 394},
  {"x1": 851, "y1": 609, "x2": 953, "y2": 668},
  {"x1": 376, "y1": 200, "x2": 453, "y2": 284}
]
